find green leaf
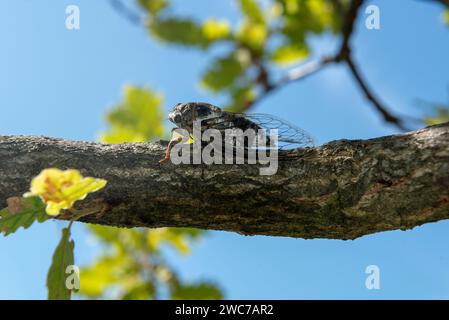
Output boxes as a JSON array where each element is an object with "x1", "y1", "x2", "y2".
[
  {"x1": 47, "y1": 227, "x2": 75, "y2": 300},
  {"x1": 77, "y1": 226, "x2": 216, "y2": 299},
  {"x1": 78, "y1": 242, "x2": 155, "y2": 299},
  {"x1": 236, "y1": 22, "x2": 268, "y2": 51},
  {"x1": 0, "y1": 196, "x2": 48, "y2": 236},
  {"x1": 200, "y1": 54, "x2": 244, "y2": 92},
  {"x1": 138, "y1": 0, "x2": 167, "y2": 15},
  {"x1": 225, "y1": 86, "x2": 255, "y2": 113},
  {"x1": 271, "y1": 44, "x2": 309, "y2": 66},
  {"x1": 171, "y1": 282, "x2": 223, "y2": 300},
  {"x1": 445, "y1": 10, "x2": 449, "y2": 25},
  {"x1": 238, "y1": 0, "x2": 265, "y2": 24},
  {"x1": 169, "y1": 227, "x2": 203, "y2": 239},
  {"x1": 122, "y1": 282, "x2": 155, "y2": 300},
  {"x1": 146, "y1": 228, "x2": 203, "y2": 254},
  {"x1": 202, "y1": 19, "x2": 231, "y2": 41},
  {"x1": 79, "y1": 254, "x2": 125, "y2": 298},
  {"x1": 149, "y1": 18, "x2": 210, "y2": 48},
  {"x1": 280, "y1": 0, "x2": 338, "y2": 42},
  {"x1": 88, "y1": 224, "x2": 144, "y2": 251},
  {"x1": 102, "y1": 85, "x2": 165, "y2": 143},
  {"x1": 424, "y1": 108, "x2": 449, "y2": 125}
]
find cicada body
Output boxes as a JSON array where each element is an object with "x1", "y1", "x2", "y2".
[{"x1": 159, "y1": 102, "x2": 314, "y2": 164}]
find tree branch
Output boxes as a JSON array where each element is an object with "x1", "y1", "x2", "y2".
[
  {"x1": 246, "y1": 0, "x2": 411, "y2": 131},
  {"x1": 337, "y1": 0, "x2": 364, "y2": 59},
  {"x1": 332, "y1": 0, "x2": 411, "y2": 131},
  {"x1": 245, "y1": 55, "x2": 337, "y2": 109},
  {"x1": 329, "y1": 0, "x2": 345, "y2": 17},
  {"x1": 427, "y1": 0, "x2": 449, "y2": 8},
  {"x1": 344, "y1": 55, "x2": 410, "y2": 130},
  {"x1": 108, "y1": 0, "x2": 143, "y2": 26},
  {"x1": 1, "y1": 123, "x2": 448, "y2": 240}
]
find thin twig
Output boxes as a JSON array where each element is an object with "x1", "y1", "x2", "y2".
[
  {"x1": 333, "y1": 0, "x2": 410, "y2": 130},
  {"x1": 345, "y1": 55, "x2": 409, "y2": 130},
  {"x1": 329, "y1": 0, "x2": 345, "y2": 17},
  {"x1": 108, "y1": 0, "x2": 143, "y2": 26},
  {"x1": 336, "y1": 0, "x2": 364, "y2": 61},
  {"x1": 278, "y1": 56, "x2": 337, "y2": 85},
  {"x1": 243, "y1": 56, "x2": 337, "y2": 111},
  {"x1": 426, "y1": 0, "x2": 449, "y2": 7},
  {"x1": 108, "y1": 0, "x2": 420, "y2": 130},
  {"x1": 247, "y1": 0, "x2": 417, "y2": 130}
]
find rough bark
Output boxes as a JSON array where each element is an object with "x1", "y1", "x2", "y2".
[{"x1": 1, "y1": 123, "x2": 448, "y2": 240}]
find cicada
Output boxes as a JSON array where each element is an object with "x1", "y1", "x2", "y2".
[{"x1": 159, "y1": 102, "x2": 314, "y2": 164}]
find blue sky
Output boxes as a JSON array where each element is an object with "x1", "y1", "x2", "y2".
[{"x1": 1, "y1": 0, "x2": 449, "y2": 299}]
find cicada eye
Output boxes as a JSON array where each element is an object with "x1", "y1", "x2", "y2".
[
  {"x1": 183, "y1": 109, "x2": 192, "y2": 120},
  {"x1": 174, "y1": 114, "x2": 182, "y2": 124}
]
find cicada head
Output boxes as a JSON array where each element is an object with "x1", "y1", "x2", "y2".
[{"x1": 169, "y1": 102, "x2": 222, "y2": 130}]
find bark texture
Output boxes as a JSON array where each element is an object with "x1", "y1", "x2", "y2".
[{"x1": 1, "y1": 123, "x2": 449, "y2": 239}]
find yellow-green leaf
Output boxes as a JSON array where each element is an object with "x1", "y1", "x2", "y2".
[
  {"x1": 236, "y1": 22, "x2": 267, "y2": 51},
  {"x1": 47, "y1": 227, "x2": 75, "y2": 300},
  {"x1": 238, "y1": 0, "x2": 265, "y2": 24},
  {"x1": 88, "y1": 224, "x2": 144, "y2": 250},
  {"x1": 280, "y1": 0, "x2": 337, "y2": 42},
  {"x1": 147, "y1": 228, "x2": 193, "y2": 254},
  {"x1": 149, "y1": 18, "x2": 210, "y2": 48},
  {"x1": 424, "y1": 108, "x2": 449, "y2": 125},
  {"x1": 202, "y1": 19, "x2": 231, "y2": 41},
  {"x1": 102, "y1": 86, "x2": 164, "y2": 143},
  {"x1": 138, "y1": 0, "x2": 167, "y2": 15},
  {"x1": 122, "y1": 283, "x2": 155, "y2": 300},
  {"x1": 225, "y1": 86, "x2": 255, "y2": 112},
  {"x1": 79, "y1": 254, "x2": 124, "y2": 297},
  {"x1": 271, "y1": 44, "x2": 309, "y2": 66},
  {"x1": 0, "y1": 196, "x2": 48, "y2": 236},
  {"x1": 78, "y1": 244, "x2": 155, "y2": 299},
  {"x1": 200, "y1": 54, "x2": 244, "y2": 92},
  {"x1": 100, "y1": 128, "x2": 147, "y2": 144},
  {"x1": 171, "y1": 282, "x2": 223, "y2": 300}
]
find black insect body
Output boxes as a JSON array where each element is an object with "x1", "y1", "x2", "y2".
[{"x1": 159, "y1": 102, "x2": 314, "y2": 164}]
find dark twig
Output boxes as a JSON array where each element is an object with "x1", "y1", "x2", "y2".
[
  {"x1": 246, "y1": 0, "x2": 411, "y2": 131},
  {"x1": 243, "y1": 56, "x2": 338, "y2": 111},
  {"x1": 278, "y1": 56, "x2": 337, "y2": 85},
  {"x1": 345, "y1": 56, "x2": 409, "y2": 130},
  {"x1": 108, "y1": 0, "x2": 143, "y2": 26},
  {"x1": 109, "y1": 0, "x2": 422, "y2": 130},
  {"x1": 428, "y1": 0, "x2": 449, "y2": 7},
  {"x1": 334, "y1": 0, "x2": 410, "y2": 130},
  {"x1": 329, "y1": 0, "x2": 345, "y2": 16},
  {"x1": 242, "y1": 1, "x2": 363, "y2": 111},
  {"x1": 336, "y1": 0, "x2": 364, "y2": 61}
]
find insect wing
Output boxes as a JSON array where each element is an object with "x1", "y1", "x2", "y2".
[{"x1": 197, "y1": 112, "x2": 314, "y2": 150}]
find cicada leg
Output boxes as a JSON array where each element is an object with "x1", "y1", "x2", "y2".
[{"x1": 159, "y1": 135, "x2": 183, "y2": 164}]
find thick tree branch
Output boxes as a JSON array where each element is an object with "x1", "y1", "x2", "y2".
[{"x1": 1, "y1": 123, "x2": 449, "y2": 239}]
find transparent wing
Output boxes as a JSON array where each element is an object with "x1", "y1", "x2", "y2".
[
  {"x1": 242, "y1": 113, "x2": 314, "y2": 149},
  {"x1": 198, "y1": 111, "x2": 314, "y2": 150}
]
